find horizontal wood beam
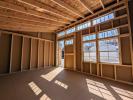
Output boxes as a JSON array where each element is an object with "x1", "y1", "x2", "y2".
[
  {"x1": 0, "y1": 16, "x2": 58, "y2": 29},
  {"x1": 0, "y1": 23, "x2": 53, "y2": 32},
  {"x1": 79, "y1": 0, "x2": 94, "y2": 14},
  {"x1": 0, "y1": 8, "x2": 63, "y2": 27},
  {"x1": 0, "y1": 25, "x2": 54, "y2": 33},
  {"x1": 0, "y1": 0, "x2": 68, "y2": 24},
  {"x1": 17, "y1": 0, "x2": 76, "y2": 21},
  {"x1": 50, "y1": 0, "x2": 84, "y2": 18}
]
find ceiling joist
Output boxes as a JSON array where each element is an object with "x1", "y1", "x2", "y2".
[
  {"x1": 79, "y1": 0, "x2": 94, "y2": 14},
  {"x1": 0, "y1": 0, "x2": 68, "y2": 24},
  {"x1": 0, "y1": 16, "x2": 58, "y2": 29},
  {"x1": 0, "y1": 21, "x2": 55, "y2": 31},
  {"x1": 50, "y1": 0, "x2": 84, "y2": 18},
  {"x1": 17, "y1": 0, "x2": 76, "y2": 21},
  {"x1": 0, "y1": 8, "x2": 63, "y2": 27}
]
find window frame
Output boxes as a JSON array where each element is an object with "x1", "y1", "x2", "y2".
[
  {"x1": 83, "y1": 34, "x2": 97, "y2": 62},
  {"x1": 98, "y1": 38, "x2": 120, "y2": 64},
  {"x1": 82, "y1": 28, "x2": 120, "y2": 64}
]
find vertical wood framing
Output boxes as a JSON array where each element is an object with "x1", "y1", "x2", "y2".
[
  {"x1": 30, "y1": 38, "x2": 33, "y2": 70},
  {"x1": 114, "y1": 65, "x2": 117, "y2": 80},
  {"x1": 49, "y1": 42, "x2": 51, "y2": 66},
  {"x1": 38, "y1": 40, "x2": 40, "y2": 69},
  {"x1": 63, "y1": 40, "x2": 65, "y2": 67},
  {"x1": 9, "y1": 35, "x2": 13, "y2": 73},
  {"x1": 101, "y1": 64, "x2": 103, "y2": 77},
  {"x1": 44, "y1": 40, "x2": 45, "y2": 68},
  {"x1": 118, "y1": 29, "x2": 122, "y2": 64},
  {"x1": 81, "y1": 31, "x2": 83, "y2": 72},
  {"x1": 90, "y1": 63, "x2": 92, "y2": 74},
  {"x1": 21, "y1": 36, "x2": 24, "y2": 72},
  {"x1": 125, "y1": 0, "x2": 133, "y2": 79},
  {"x1": 74, "y1": 33, "x2": 76, "y2": 71}
]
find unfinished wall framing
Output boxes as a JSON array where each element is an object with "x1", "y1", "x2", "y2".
[
  {"x1": 0, "y1": 30, "x2": 54, "y2": 75},
  {"x1": 57, "y1": 1, "x2": 133, "y2": 85}
]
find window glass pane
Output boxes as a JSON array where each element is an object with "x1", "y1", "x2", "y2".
[
  {"x1": 65, "y1": 39, "x2": 73, "y2": 45},
  {"x1": 83, "y1": 34, "x2": 96, "y2": 41},
  {"x1": 97, "y1": 18, "x2": 100, "y2": 24},
  {"x1": 99, "y1": 38, "x2": 119, "y2": 63},
  {"x1": 66, "y1": 27, "x2": 75, "y2": 34},
  {"x1": 83, "y1": 42, "x2": 96, "y2": 62},
  {"x1": 92, "y1": 13, "x2": 114, "y2": 26},
  {"x1": 98, "y1": 28, "x2": 118, "y2": 38},
  {"x1": 93, "y1": 19, "x2": 97, "y2": 25},
  {"x1": 57, "y1": 31, "x2": 65, "y2": 37},
  {"x1": 109, "y1": 13, "x2": 114, "y2": 19},
  {"x1": 100, "y1": 17, "x2": 105, "y2": 22},
  {"x1": 105, "y1": 15, "x2": 109, "y2": 21}
]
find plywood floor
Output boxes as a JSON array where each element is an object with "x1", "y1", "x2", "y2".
[{"x1": 0, "y1": 67, "x2": 133, "y2": 100}]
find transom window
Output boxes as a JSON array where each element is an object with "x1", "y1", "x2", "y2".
[
  {"x1": 57, "y1": 31, "x2": 65, "y2": 37},
  {"x1": 66, "y1": 27, "x2": 76, "y2": 34},
  {"x1": 83, "y1": 34, "x2": 96, "y2": 41},
  {"x1": 57, "y1": 12, "x2": 115, "y2": 36},
  {"x1": 98, "y1": 29, "x2": 118, "y2": 39},
  {"x1": 65, "y1": 39, "x2": 73, "y2": 45},
  {"x1": 93, "y1": 13, "x2": 114, "y2": 25},
  {"x1": 77, "y1": 21, "x2": 91, "y2": 31}
]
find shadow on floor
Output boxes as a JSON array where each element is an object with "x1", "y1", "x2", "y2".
[{"x1": 0, "y1": 67, "x2": 133, "y2": 100}]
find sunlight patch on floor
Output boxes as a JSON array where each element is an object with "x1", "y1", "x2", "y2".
[
  {"x1": 86, "y1": 79, "x2": 116, "y2": 100},
  {"x1": 40, "y1": 94, "x2": 51, "y2": 100},
  {"x1": 28, "y1": 82, "x2": 42, "y2": 96},
  {"x1": 54, "y1": 80, "x2": 68, "y2": 89},
  {"x1": 41, "y1": 67, "x2": 63, "y2": 81},
  {"x1": 111, "y1": 86, "x2": 133, "y2": 100}
]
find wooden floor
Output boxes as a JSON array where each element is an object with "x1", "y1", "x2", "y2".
[{"x1": 0, "y1": 67, "x2": 133, "y2": 100}]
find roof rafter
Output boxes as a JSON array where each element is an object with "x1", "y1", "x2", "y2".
[
  {"x1": 0, "y1": 0, "x2": 68, "y2": 24},
  {"x1": 17, "y1": 0, "x2": 76, "y2": 21},
  {"x1": 0, "y1": 16, "x2": 58, "y2": 29},
  {"x1": 0, "y1": 8, "x2": 63, "y2": 27},
  {"x1": 99, "y1": 0, "x2": 105, "y2": 9},
  {"x1": 50, "y1": 0, "x2": 84, "y2": 18},
  {"x1": 0, "y1": 21, "x2": 56, "y2": 31},
  {"x1": 79, "y1": 0, "x2": 94, "y2": 14}
]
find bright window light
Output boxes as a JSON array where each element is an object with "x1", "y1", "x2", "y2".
[
  {"x1": 57, "y1": 31, "x2": 65, "y2": 37},
  {"x1": 66, "y1": 27, "x2": 75, "y2": 34},
  {"x1": 83, "y1": 34, "x2": 96, "y2": 41},
  {"x1": 65, "y1": 39, "x2": 73, "y2": 45},
  {"x1": 93, "y1": 13, "x2": 114, "y2": 25},
  {"x1": 28, "y1": 82, "x2": 42, "y2": 96},
  {"x1": 54, "y1": 80, "x2": 68, "y2": 89},
  {"x1": 40, "y1": 94, "x2": 51, "y2": 100},
  {"x1": 83, "y1": 42, "x2": 96, "y2": 62},
  {"x1": 41, "y1": 67, "x2": 63, "y2": 81},
  {"x1": 98, "y1": 29, "x2": 118, "y2": 39},
  {"x1": 77, "y1": 21, "x2": 91, "y2": 31},
  {"x1": 99, "y1": 38, "x2": 119, "y2": 63}
]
